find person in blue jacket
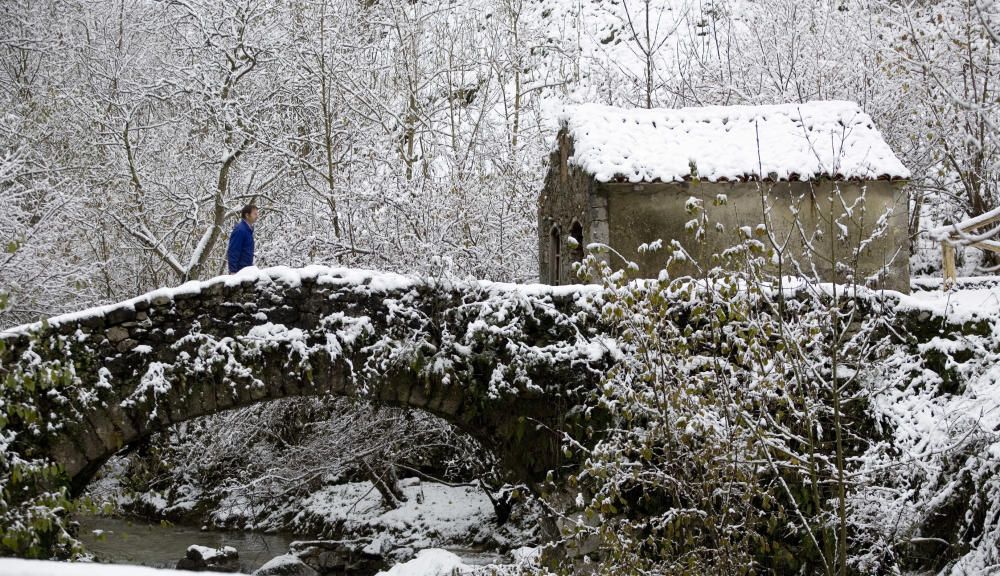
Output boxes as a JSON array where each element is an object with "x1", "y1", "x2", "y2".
[{"x1": 227, "y1": 204, "x2": 258, "y2": 273}]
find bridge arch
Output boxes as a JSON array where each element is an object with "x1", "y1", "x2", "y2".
[{"x1": 0, "y1": 267, "x2": 612, "y2": 494}]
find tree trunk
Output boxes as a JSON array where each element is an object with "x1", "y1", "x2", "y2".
[{"x1": 362, "y1": 459, "x2": 406, "y2": 509}]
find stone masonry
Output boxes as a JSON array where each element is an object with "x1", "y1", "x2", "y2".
[{"x1": 0, "y1": 267, "x2": 612, "y2": 494}]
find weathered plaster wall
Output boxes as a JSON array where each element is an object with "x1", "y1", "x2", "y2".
[{"x1": 602, "y1": 179, "x2": 910, "y2": 292}]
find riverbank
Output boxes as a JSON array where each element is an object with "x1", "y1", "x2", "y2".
[
  {"x1": 81, "y1": 476, "x2": 536, "y2": 574},
  {"x1": 210, "y1": 478, "x2": 515, "y2": 550},
  {"x1": 77, "y1": 514, "x2": 510, "y2": 574},
  {"x1": 0, "y1": 548, "x2": 540, "y2": 576}
]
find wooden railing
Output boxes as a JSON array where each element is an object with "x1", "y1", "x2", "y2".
[{"x1": 932, "y1": 206, "x2": 1000, "y2": 287}]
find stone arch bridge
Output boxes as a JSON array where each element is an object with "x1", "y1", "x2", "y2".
[{"x1": 0, "y1": 266, "x2": 614, "y2": 494}]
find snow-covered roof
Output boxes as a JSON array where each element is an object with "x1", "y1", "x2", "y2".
[{"x1": 559, "y1": 101, "x2": 910, "y2": 183}]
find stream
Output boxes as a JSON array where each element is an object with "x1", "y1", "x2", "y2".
[
  {"x1": 77, "y1": 515, "x2": 298, "y2": 573},
  {"x1": 77, "y1": 515, "x2": 506, "y2": 574}
]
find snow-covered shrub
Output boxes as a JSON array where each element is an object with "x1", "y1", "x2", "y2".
[
  {"x1": 848, "y1": 297, "x2": 1000, "y2": 574},
  {"x1": 548, "y1": 209, "x2": 895, "y2": 574},
  {"x1": 0, "y1": 305, "x2": 84, "y2": 558}
]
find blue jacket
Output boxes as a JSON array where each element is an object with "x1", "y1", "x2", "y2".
[{"x1": 227, "y1": 220, "x2": 254, "y2": 273}]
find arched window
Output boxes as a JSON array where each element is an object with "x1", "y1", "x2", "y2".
[
  {"x1": 570, "y1": 220, "x2": 584, "y2": 270},
  {"x1": 549, "y1": 225, "x2": 562, "y2": 284}
]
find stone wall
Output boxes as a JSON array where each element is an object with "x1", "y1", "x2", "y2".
[{"x1": 537, "y1": 131, "x2": 609, "y2": 284}]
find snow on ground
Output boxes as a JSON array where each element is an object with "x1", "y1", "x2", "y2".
[
  {"x1": 0, "y1": 546, "x2": 540, "y2": 576},
  {"x1": 206, "y1": 478, "x2": 503, "y2": 552},
  {"x1": 376, "y1": 548, "x2": 467, "y2": 575},
  {"x1": 0, "y1": 559, "x2": 234, "y2": 576},
  {"x1": 254, "y1": 553, "x2": 305, "y2": 574},
  {"x1": 285, "y1": 478, "x2": 494, "y2": 549},
  {"x1": 376, "y1": 546, "x2": 541, "y2": 576}
]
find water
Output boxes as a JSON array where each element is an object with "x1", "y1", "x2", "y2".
[
  {"x1": 77, "y1": 515, "x2": 297, "y2": 573},
  {"x1": 77, "y1": 516, "x2": 507, "y2": 573}
]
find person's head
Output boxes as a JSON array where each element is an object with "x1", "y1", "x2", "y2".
[{"x1": 241, "y1": 204, "x2": 259, "y2": 225}]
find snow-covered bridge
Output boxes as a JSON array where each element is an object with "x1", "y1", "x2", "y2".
[{"x1": 0, "y1": 267, "x2": 613, "y2": 494}]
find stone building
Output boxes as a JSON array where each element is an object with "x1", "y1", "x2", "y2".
[{"x1": 538, "y1": 101, "x2": 911, "y2": 292}]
